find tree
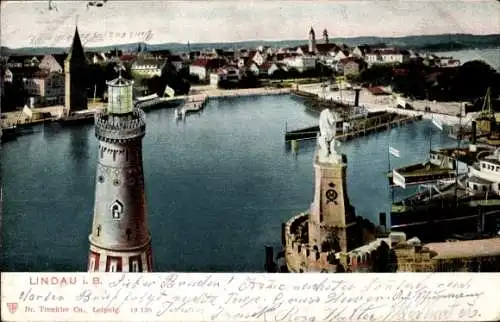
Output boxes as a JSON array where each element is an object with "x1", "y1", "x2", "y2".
[
  {"x1": 2, "y1": 78, "x2": 28, "y2": 112},
  {"x1": 286, "y1": 68, "x2": 301, "y2": 79},
  {"x1": 452, "y1": 60, "x2": 498, "y2": 100},
  {"x1": 358, "y1": 65, "x2": 393, "y2": 86},
  {"x1": 146, "y1": 75, "x2": 165, "y2": 96},
  {"x1": 270, "y1": 69, "x2": 287, "y2": 80},
  {"x1": 239, "y1": 72, "x2": 260, "y2": 88},
  {"x1": 160, "y1": 63, "x2": 191, "y2": 95}
]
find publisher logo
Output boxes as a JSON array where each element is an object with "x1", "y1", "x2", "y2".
[{"x1": 7, "y1": 303, "x2": 18, "y2": 314}]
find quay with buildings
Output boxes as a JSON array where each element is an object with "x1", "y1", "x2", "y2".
[{"x1": 1, "y1": 26, "x2": 473, "y2": 137}]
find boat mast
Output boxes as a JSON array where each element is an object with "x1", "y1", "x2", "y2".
[
  {"x1": 429, "y1": 124, "x2": 432, "y2": 154},
  {"x1": 428, "y1": 96, "x2": 432, "y2": 154},
  {"x1": 454, "y1": 102, "x2": 464, "y2": 207}
]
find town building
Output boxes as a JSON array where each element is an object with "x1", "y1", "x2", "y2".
[
  {"x1": 315, "y1": 44, "x2": 339, "y2": 58},
  {"x1": 251, "y1": 51, "x2": 268, "y2": 66},
  {"x1": 209, "y1": 66, "x2": 241, "y2": 88},
  {"x1": 282, "y1": 56, "x2": 317, "y2": 73},
  {"x1": 87, "y1": 52, "x2": 112, "y2": 65},
  {"x1": 339, "y1": 57, "x2": 366, "y2": 76},
  {"x1": 119, "y1": 54, "x2": 137, "y2": 67},
  {"x1": 352, "y1": 45, "x2": 372, "y2": 58},
  {"x1": 88, "y1": 69, "x2": 153, "y2": 272},
  {"x1": 365, "y1": 48, "x2": 410, "y2": 66},
  {"x1": 267, "y1": 62, "x2": 288, "y2": 77},
  {"x1": 131, "y1": 56, "x2": 167, "y2": 78},
  {"x1": 0, "y1": 68, "x2": 4, "y2": 98},
  {"x1": 38, "y1": 54, "x2": 66, "y2": 73},
  {"x1": 22, "y1": 70, "x2": 64, "y2": 106},
  {"x1": 6, "y1": 55, "x2": 41, "y2": 68},
  {"x1": 439, "y1": 57, "x2": 461, "y2": 68},
  {"x1": 3, "y1": 68, "x2": 13, "y2": 83},
  {"x1": 189, "y1": 58, "x2": 224, "y2": 81},
  {"x1": 64, "y1": 27, "x2": 88, "y2": 112},
  {"x1": 295, "y1": 45, "x2": 310, "y2": 56}
]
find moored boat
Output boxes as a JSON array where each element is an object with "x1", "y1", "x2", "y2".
[
  {"x1": 0, "y1": 126, "x2": 18, "y2": 143},
  {"x1": 135, "y1": 93, "x2": 158, "y2": 102},
  {"x1": 390, "y1": 147, "x2": 500, "y2": 241},
  {"x1": 387, "y1": 149, "x2": 458, "y2": 187},
  {"x1": 55, "y1": 110, "x2": 98, "y2": 126}
]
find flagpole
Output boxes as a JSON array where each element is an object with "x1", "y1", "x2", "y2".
[
  {"x1": 388, "y1": 142, "x2": 394, "y2": 204},
  {"x1": 388, "y1": 142, "x2": 391, "y2": 173},
  {"x1": 429, "y1": 123, "x2": 432, "y2": 154}
]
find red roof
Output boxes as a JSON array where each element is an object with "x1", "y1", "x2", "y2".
[
  {"x1": 339, "y1": 57, "x2": 362, "y2": 65},
  {"x1": 169, "y1": 55, "x2": 183, "y2": 62},
  {"x1": 244, "y1": 59, "x2": 256, "y2": 68},
  {"x1": 120, "y1": 55, "x2": 137, "y2": 62},
  {"x1": 259, "y1": 61, "x2": 274, "y2": 72},
  {"x1": 191, "y1": 58, "x2": 210, "y2": 67},
  {"x1": 393, "y1": 68, "x2": 409, "y2": 76},
  {"x1": 32, "y1": 70, "x2": 50, "y2": 79},
  {"x1": 367, "y1": 86, "x2": 389, "y2": 95},
  {"x1": 316, "y1": 43, "x2": 339, "y2": 53},
  {"x1": 191, "y1": 58, "x2": 224, "y2": 69}
]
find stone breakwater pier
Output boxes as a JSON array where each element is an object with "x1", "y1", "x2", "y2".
[
  {"x1": 297, "y1": 83, "x2": 477, "y2": 127},
  {"x1": 285, "y1": 111, "x2": 422, "y2": 142}
]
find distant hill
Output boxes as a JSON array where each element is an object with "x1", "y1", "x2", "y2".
[{"x1": 1, "y1": 33, "x2": 499, "y2": 56}]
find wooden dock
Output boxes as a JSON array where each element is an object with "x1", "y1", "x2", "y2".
[
  {"x1": 285, "y1": 112, "x2": 422, "y2": 142},
  {"x1": 175, "y1": 95, "x2": 208, "y2": 120}
]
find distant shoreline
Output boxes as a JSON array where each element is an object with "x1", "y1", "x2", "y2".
[
  {"x1": 2, "y1": 33, "x2": 499, "y2": 55},
  {"x1": 412, "y1": 44, "x2": 500, "y2": 53}
]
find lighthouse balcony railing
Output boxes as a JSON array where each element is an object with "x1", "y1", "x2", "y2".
[{"x1": 95, "y1": 108, "x2": 146, "y2": 139}]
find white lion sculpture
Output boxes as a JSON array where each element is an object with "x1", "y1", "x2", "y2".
[{"x1": 318, "y1": 108, "x2": 340, "y2": 162}]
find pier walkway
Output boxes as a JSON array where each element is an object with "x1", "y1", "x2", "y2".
[
  {"x1": 297, "y1": 83, "x2": 477, "y2": 127},
  {"x1": 175, "y1": 95, "x2": 208, "y2": 119},
  {"x1": 285, "y1": 112, "x2": 422, "y2": 142}
]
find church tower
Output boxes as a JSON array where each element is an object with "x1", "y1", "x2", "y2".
[
  {"x1": 323, "y1": 29, "x2": 329, "y2": 44},
  {"x1": 308, "y1": 27, "x2": 316, "y2": 53},
  {"x1": 64, "y1": 27, "x2": 88, "y2": 112},
  {"x1": 87, "y1": 67, "x2": 153, "y2": 272}
]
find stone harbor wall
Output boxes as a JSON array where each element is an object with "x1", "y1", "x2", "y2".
[{"x1": 283, "y1": 213, "x2": 337, "y2": 272}]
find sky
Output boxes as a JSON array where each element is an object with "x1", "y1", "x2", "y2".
[{"x1": 1, "y1": 0, "x2": 499, "y2": 48}]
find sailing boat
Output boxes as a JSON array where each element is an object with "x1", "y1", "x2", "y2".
[{"x1": 478, "y1": 87, "x2": 500, "y2": 146}]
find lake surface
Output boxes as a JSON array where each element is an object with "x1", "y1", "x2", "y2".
[
  {"x1": 0, "y1": 95, "x2": 456, "y2": 272},
  {"x1": 430, "y1": 47, "x2": 500, "y2": 71}
]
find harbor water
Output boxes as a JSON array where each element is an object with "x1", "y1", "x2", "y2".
[{"x1": 0, "y1": 95, "x2": 456, "y2": 272}]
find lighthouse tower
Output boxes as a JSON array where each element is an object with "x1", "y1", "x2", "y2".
[{"x1": 87, "y1": 66, "x2": 153, "y2": 272}]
